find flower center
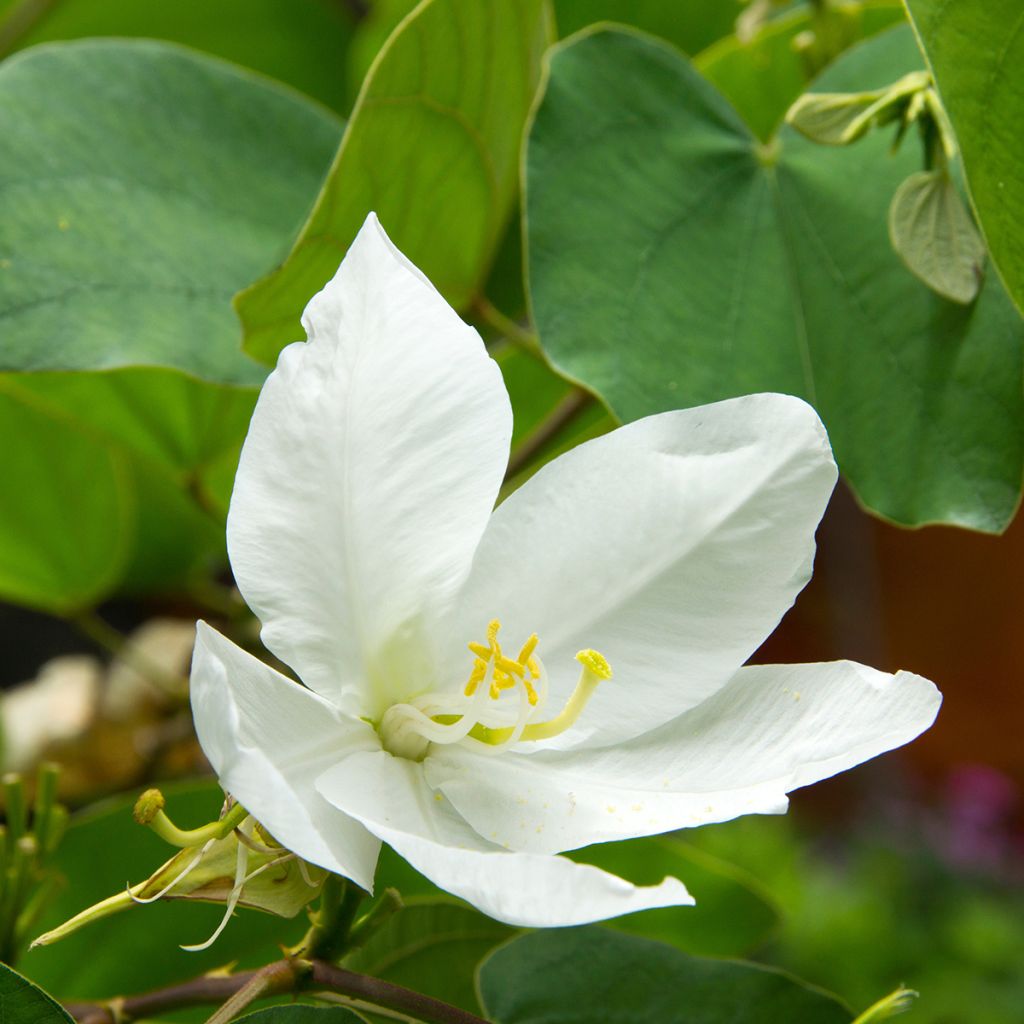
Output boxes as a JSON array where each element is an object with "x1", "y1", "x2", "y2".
[{"x1": 378, "y1": 620, "x2": 611, "y2": 761}]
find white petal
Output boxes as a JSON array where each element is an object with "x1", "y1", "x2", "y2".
[
  {"x1": 447, "y1": 393, "x2": 837, "y2": 746},
  {"x1": 228, "y1": 214, "x2": 512, "y2": 714},
  {"x1": 315, "y1": 749, "x2": 692, "y2": 927},
  {"x1": 189, "y1": 622, "x2": 381, "y2": 890},
  {"x1": 426, "y1": 661, "x2": 939, "y2": 852}
]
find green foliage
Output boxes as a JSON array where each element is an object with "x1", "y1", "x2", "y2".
[
  {"x1": 574, "y1": 835, "x2": 779, "y2": 957},
  {"x1": 236, "y1": 0, "x2": 552, "y2": 364},
  {"x1": 0, "y1": 0, "x2": 358, "y2": 113},
  {"x1": 888, "y1": 170, "x2": 985, "y2": 303},
  {"x1": 345, "y1": 899, "x2": 513, "y2": 1014},
  {"x1": 526, "y1": 25, "x2": 1024, "y2": 532},
  {"x1": 19, "y1": 783, "x2": 307, "y2": 999},
  {"x1": 697, "y1": 1, "x2": 906, "y2": 141},
  {"x1": 0, "y1": 39, "x2": 338, "y2": 381},
  {"x1": 904, "y1": 0, "x2": 1024, "y2": 317},
  {"x1": 687, "y1": 814, "x2": 1024, "y2": 1024},
  {"x1": 478, "y1": 927, "x2": 852, "y2": 1023},
  {"x1": 0, "y1": 965, "x2": 73, "y2": 1024},
  {"x1": 553, "y1": 0, "x2": 739, "y2": 53},
  {"x1": 0, "y1": 39, "x2": 339, "y2": 610},
  {"x1": 235, "y1": 1010, "x2": 363, "y2": 1024}
]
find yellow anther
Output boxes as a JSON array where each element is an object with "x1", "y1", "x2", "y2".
[
  {"x1": 517, "y1": 634, "x2": 539, "y2": 664},
  {"x1": 470, "y1": 647, "x2": 611, "y2": 745},
  {"x1": 463, "y1": 658, "x2": 488, "y2": 696},
  {"x1": 463, "y1": 619, "x2": 545, "y2": 708},
  {"x1": 576, "y1": 649, "x2": 612, "y2": 680},
  {"x1": 495, "y1": 654, "x2": 525, "y2": 678}
]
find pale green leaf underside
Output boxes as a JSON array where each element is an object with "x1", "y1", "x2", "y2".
[
  {"x1": 527, "y1": 25, "x2": 1023, "y2": 532},
  {"x1": 905, "y1": 0, "x2": 1024, "y2": 318},
  {"x1": 888, "y1": 170, "x2": 985, "y2": 304}
]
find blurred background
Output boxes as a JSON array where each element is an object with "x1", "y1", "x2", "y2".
[{"x1": 0, "y1": 1, "x2": 1021, "y2": 1022}]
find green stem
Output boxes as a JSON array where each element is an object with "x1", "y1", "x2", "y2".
[
  {"x1": 65, "y1": 958, "x2": 490, "y2": 1024},
  {"x1": 504, "y1": 387, "x2": 594, "y2": 481},
  {"x1": 0, "y1": 0, "x2": 58, "y2": 59},
  {"x1": 295, "y1": 874, "x2": 367, "y2": 961},
  {"x1": 472, "y1": 295, "x2": 540, "y2": 352},
  {"x1": 147, "y1": 799, "x2": 249, "y2": 849},
  {"x1": 32, "y1": 762, "x2": 60, "y2": 860},
  {"x1": 347, "y1": 888, "x2": 403, "y2": 950},
  {"x1": 202, "y1": 961, "x2": 304, "y2": 1024},
  {"x1": 2, "y1": 774, "x2": 27, "y2": 841}
]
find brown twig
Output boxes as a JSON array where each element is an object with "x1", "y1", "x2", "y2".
[
  {"x1": 65, "y1": 958, "x2": 489, "y2": 1024},
  {"x1": 504, "y1": 388, "x2": 594, "y2": 481}
]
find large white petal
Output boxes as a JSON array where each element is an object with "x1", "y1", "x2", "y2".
[
  {"x1": 189, "y1": 622, "x2": 381, "y2": 890},
  {"x1": 425, "y1": 661, "x2": 940, "y2": 853},
  {"x1": 228, "y1": 214, "x2": 512, "y2": 714},
  {"x1": 315, "y1": 749, "x2": 692, "y2": 928},
  {"x1": 446, "y1": 393, "x2": 837, "y2": 746}
]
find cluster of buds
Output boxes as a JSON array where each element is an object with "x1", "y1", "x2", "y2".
[{"x1": 0, "y1": 763, "x2": 65, "y2": 962}]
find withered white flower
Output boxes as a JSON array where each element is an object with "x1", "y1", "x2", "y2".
[{"x1": 190, "y1": 214, "x2": 940, "y2": 928}]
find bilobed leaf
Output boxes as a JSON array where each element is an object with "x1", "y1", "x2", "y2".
[
  {"x1": 526, "y1": 25, "x2": 1024, "y2": 532},
  {"x1": 904, "y1": 0, "x2": 1024, "y2": 316},
  {"x1": 0, "y1": 39, "x2": 340, "y2": 382},
  {"x1": 345, "y1": 899, "x2": 514, "y2": 1014},
  {"x1": 478, "y1": 927, "x2": 851, "y2": 1023},
  {"x1": 889, "y1": 170, "x2": 985, "y2": 303},
  {"x1": 236, "y1": 0, "x2": 552, "y2": 365},
  {"x1": 0, "y1": 965, "x2": 74, "y2": 1024},
  {"x1": 0, "y1": 39, "x2": 338, "y2": 608}
]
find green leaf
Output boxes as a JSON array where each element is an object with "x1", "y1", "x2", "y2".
[
  {"x1": 478, "y1": 927, "x2": 852, "y2": 1023},
  {"x1": 19, "y1": 782, "x2": 308, "y2": 999},
  {"x1": 889, "y1": 169, "x2": 985, "y2": 303},
  {"x1": 0, "y1": 382, "x2": 133, "y2": 612},
  {"x1": 345, "y1": 898, "x2": 514, "y2": 1015},
  {"x1": 236, "y1": 0, "x2": 552, "y2": 365},
  {"x1": 526, "y1": 25, "x2": 1024, "y2": 532},
  {"x1": 0, "y1": 965, "x2": 73, "y2": 1024},
  {"x1": 904, "y1": 0, "x2": 1024, "y2": 316},
  {"x1": 573, "y1": 836, "x2": 778, "y2": 957},
  {"x1": 0, "y1": 38, "x2": 339, "y2": 383},
  {"x1": 0, "y1": 38, "x2": 338, "y2": 607},
  {"x1": 235, "y1": 1010, "x2": 363, "y2": 1024},
  {"x1": 0, "y1": 0, "x2": 358, "y2": 114},
  {"x1": 697, "y1": 1, "x2": 906, "y2": 142},
  {"x1": 553, "y1": 0, "x2": 740, "y2": 54}
]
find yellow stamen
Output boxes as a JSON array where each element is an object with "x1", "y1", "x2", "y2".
[
  {"x1": 471, "y1": 648, "x2": 611, "y2": 744},
  {"x1": 463, "y1": 658, "x2": 488, "y2": 696}
]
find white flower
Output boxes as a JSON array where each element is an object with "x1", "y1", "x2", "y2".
[{"x1": 189, "y1": 214, "x2": 940, "y2": 928}]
